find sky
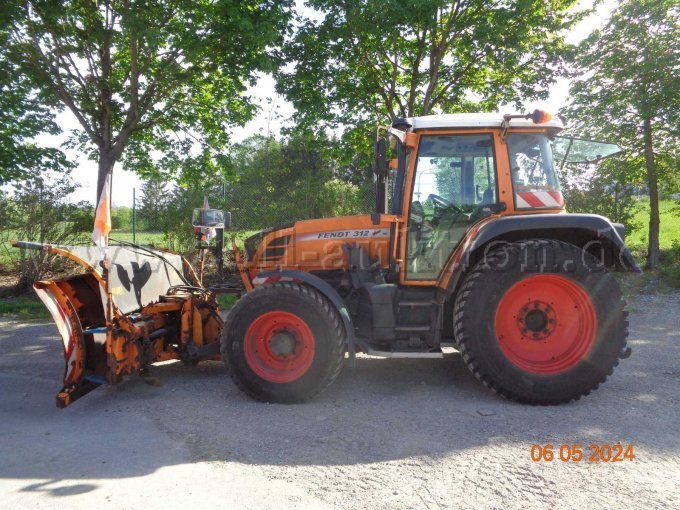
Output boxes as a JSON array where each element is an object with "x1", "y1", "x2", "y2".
[{"x1": 27, "y1": 0, "x2": 617, "y2": 208}]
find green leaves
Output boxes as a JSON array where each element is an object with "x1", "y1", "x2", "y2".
[
  {"x1": 566, "y1": 0, "x2": 679, "y2": 152},
  {"x1": 0, "y1": 16, "x2": 72, "y2": 184},
  {"x1": 278, "y1": 0, "x2": 580, "y2": 127},
  {"x1": 4, "y1": 0, "x2": 292, "y2": 198},
  {"x1": 219, "y1": 130, "x2": 373, "y2": 230},
  {"x1": 564, "y1": 0, "x2": 679, "y2": 268}
]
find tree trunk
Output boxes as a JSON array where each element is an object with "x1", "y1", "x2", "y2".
[
  {"x1": 96, "y1": 152, "x2": 116, "y2": 204},
  {"x1": 643, "y1": 118, "x2": 660, "y2": 269}
]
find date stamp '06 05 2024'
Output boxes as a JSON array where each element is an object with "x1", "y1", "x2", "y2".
[{"x1": 531, "y1": 444, "x2": 635, "y2": 463}]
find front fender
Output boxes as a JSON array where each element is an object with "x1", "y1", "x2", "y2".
[{"x1": 253, "y1": 270, "x2": 359, "y2": 360}]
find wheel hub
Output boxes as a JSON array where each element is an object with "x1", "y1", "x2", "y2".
[
  {"x1": 517, "y1": 301, "x2": 556, "y2": 340},
  {"x1": 494, "y1": 274, "x2": 598, "y2": 375},
  {"x1": 269, "y1": 330, "x2": 298, "y2": 357},
  {"x1": 244, "y1": 310, "x2": 315, "y2": 383}
]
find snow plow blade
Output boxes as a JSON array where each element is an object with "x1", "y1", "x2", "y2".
[{"x1": 12, "y1": 241, "x2": 224, "y2": 408}]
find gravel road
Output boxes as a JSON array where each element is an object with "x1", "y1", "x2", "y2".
[{"x1": 1, "y1": 291, "x2": 679, "y2": 509}]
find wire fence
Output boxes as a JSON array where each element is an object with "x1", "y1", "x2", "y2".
[
  {"x1": 108, "y1": 178, "x2": 380, "y2": 248},
  {"x1": 0, "y1": 172, "x2": 380, "y2": 291}
]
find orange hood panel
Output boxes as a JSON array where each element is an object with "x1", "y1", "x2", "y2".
[{"x1": 247, "y1": 214, "x2": 396, "y2": 271}]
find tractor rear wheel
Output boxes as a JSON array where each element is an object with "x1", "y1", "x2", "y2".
[
  {"x1": 221, "y1": 282, "x2": 345, "y2": 403},
  {"x1": 454, "y1": 239, "x2": 628, "y2": 404}
]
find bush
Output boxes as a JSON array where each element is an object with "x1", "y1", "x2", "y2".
[
  {"x1": 0, "y1": 172, "x2": 88, "y2": 292},
  {"x1": 659, "y1": 240, "x2": 680, "y2": 288},
  {"x1": 559, "y1": 158, "x2": 642, "y2": 235},
  {"x1": 112, "y1": 206, "x2": 133, "y2": 230},
  {"x1": 317, "y1": 178, "x2": 366, "y2": 217}
]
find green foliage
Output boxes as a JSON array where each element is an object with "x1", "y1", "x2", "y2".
[
  {"x1": 156, "y1": 183, "x2": 223, "y2": 254},
  {"x1": 659, "y1": 240, "x2": 680, "y2": 288},
  {"x1": 278, "y1": 0, "x2": 583, "y2": 125},
  {"x1": 138, "y1": 179, "x2": 168, "y2": 230},
  {"x1": 565, "y1": 0, "x2": 679, "y2": 267},
  {"x1": 566, "y1": 0, "x2": 679, "y2": 149},
  {"x1": 627, "y1": 200, "x2": 680, "y2": 251},
  {"x1": 317, "y1": 179, "x2": 367, "y2": 217},
  {"x1": 3, "y1": 0, "x2": 292, "y2": 200},
  {"x1": 216, "y1": 293, "x2": 239, "y2": 310},
  {"x1": 0, "y1": 25, "x2": 72, "y2": 184},
  {"x1": 111, "y1": 206, "x2": 133, "y2": 230},
  {"x1": 559, "y1": 158, "x2": 642, "y2": 234},
  {"x1": 657, "y1": 152, "x2": 680, "y2": 198},
  {"x1": 0, "y1": 297, "x2": 51, "y2": 319},
  {"x1": 0, "y1": 172, "x2": 89, "y2": 290},
  {"x1": 221, "y1": 132, "x2": 373, "y2": 231}
]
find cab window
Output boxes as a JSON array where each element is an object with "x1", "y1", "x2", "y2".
[
  {"x1": 507, "y1": 133, "x2": 563, "y2": 209},
  {"x1": 406, "y1": 134, "x2": 497, "y2": 280}
]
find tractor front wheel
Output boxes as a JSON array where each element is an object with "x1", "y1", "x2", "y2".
[
  {"x1": 221, "y1": 282, "x2": 345, "y2": 403},
  {"x1": 454, "y1": 239, "x2": 628, "y2": 404}
]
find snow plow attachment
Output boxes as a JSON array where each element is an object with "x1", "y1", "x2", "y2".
[{"x1": 12, "y1": 241, "x2": 223, "y2": 408}]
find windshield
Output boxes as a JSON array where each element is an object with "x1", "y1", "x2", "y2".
[
  {"x1": 507, "y1": 133, "x2": 564, "y2": 209},
  {"x1": 552, "y1": 136, "x2": 623, "y2": 165}
]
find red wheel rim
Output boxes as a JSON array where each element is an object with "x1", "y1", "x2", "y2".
[
  {"x1": 244, "y1": 311, "x2": 315, "y2": 383},
  {"x1": 494, "y1": 275, "x2": 597, "y2": 375}
]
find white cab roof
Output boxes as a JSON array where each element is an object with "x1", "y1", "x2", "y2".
[{"x1": 401, "y1": 112, "x2": 564, "y2": 131}]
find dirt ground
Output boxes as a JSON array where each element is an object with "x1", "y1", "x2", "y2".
[{"x1": 1, "y1": 291, "x2": 679, "y2": 510}]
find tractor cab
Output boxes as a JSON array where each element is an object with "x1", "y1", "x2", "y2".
[
  {"x1": 372, "y1": 111, "x2": 623, "y2": 282},
  {"x1": 398, "y1": 116, "x2": 565, "y2": 278}
]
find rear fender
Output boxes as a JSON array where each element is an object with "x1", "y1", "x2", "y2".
[{"x1": 440, "y1": 213, "x2": 641, "y2": 299}]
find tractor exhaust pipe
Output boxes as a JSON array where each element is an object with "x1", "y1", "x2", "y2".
[{"x1": 374, "y1": 137, "x2": 388, "y2": 214}]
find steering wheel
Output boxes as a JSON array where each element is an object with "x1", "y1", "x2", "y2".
[{"x1": 427, "y1": 193, "x2": 463, "y2": 215}]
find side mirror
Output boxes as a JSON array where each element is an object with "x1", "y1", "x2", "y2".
[
  {"x1": 192, "y1": 208, "x2": 227, "y2": 228},
  {"x1": 374, "y1": 138, "x2": 388, "y2": 177}
]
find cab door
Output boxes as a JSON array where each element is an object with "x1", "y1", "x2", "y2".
[{"x1": 400, "y1": 132, "x2": 499, "y2": 283}]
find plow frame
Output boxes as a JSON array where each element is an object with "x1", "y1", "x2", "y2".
[{"x1": 13, "y1": 241, "x2": 224, "y2": 408}]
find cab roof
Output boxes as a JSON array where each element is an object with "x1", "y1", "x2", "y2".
[{"x1": 395, "y1": 112, "x2": 565, "y2": 131}]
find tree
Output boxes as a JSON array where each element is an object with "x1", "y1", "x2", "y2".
[
  {"x1": 138, "y1": 178, "x2": 167, "y2": 230},
  {"x1": 278, "y1": 0, "x2": 583, "y2": 125},
  {"x1": 558, "y1": 158, "x2": 641, "y2": 235},
  {"x1": 4, "y1": 0, "x2": 292, "y2": 202},
  {"x1": 220, "y1": 131, "x2": 372, "y2": 230},
  {"x1": 566, "y1": 0, "x2": 679, "y2": 268},
  {"x1": 0, "y1": 27, "x2": 72, "y2": 183}
]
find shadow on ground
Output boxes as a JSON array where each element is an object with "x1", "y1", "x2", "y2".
[{"x1": 1, "y1": 292, "x2": 679, "y2": 490}]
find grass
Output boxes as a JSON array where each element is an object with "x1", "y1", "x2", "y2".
[
  {"x1": 626, "y1": 199, "x2": 680, "y2": 250},
  {"x1": 0, "y1": 297, "x2": 50, "y2": 320},
  {"x1": 216, "y1": 293, "x2": 239, "y2": 310},
  {"x1": 109, "y1": 229, "x2": 259, "y2": 250},
  {"x1": 621, "y1": 198, "x2": 680, "y2": 292},
  {"x1": 109, "y1": 230, "x2": 166, "y2": 245}
]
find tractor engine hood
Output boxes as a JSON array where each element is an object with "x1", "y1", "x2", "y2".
[
  {"x1": 243, "y1": 215, "x2": 394, "y2": 272},
  {"x1": 244, "y1": 224, "x2": 293, "y2": 260}
]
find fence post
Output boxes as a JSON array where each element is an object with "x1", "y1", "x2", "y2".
[{"x1": 132, "y1": 187, "x2": 136, "y2": 244}]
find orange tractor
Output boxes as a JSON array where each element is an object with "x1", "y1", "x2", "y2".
[{"x1": 16, "y1": 111, "x2": 638, "y2": 408}]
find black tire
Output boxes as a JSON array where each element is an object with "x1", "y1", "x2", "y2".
[
  {"x1": 221, "y1": 282, "x2": 345, "y2": 403},
  {"x1": 453, "y1": 239, "x2": 628, "y2": 404}
]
